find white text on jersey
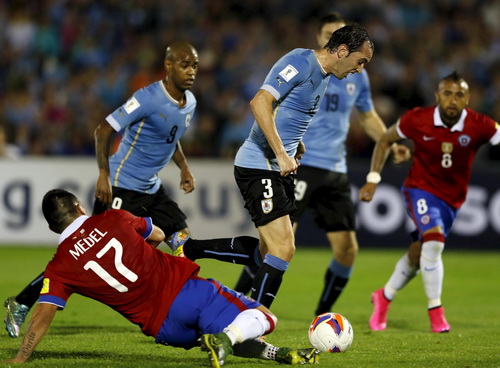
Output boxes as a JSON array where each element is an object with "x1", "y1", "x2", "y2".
[{"x1": 69, "y1": 228, "x2": 109, "y2": 260}]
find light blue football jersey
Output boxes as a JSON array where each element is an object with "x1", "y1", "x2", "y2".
[
  {"x1": 106, "y1": 81, "x2": 196, "y2": 193},
  {"x1": 300, "y1": 70, "x2": 373, "y2": 173},
  {"x1": 235, "y1": 48, "x2": 330, "y2": 171}
]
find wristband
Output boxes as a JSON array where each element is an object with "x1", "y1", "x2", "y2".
[{"x1": 366, "y1": 171, "x2": 381, "y2": 184}]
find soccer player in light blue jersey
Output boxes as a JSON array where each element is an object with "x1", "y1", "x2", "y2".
[
  {"x1": 234, "y1": 15, "x2": 409, "y2": 312},
  {"x1": 233, "y1": 24, "x2": 374, "y2": 308},
  {"x1": 94, "y1": 41, "x2": 198, "y2": 220}
]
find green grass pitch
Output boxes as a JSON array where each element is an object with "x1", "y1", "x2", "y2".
[{"x1": 0, "y1": 246, "x2": 499, "y2": 367}]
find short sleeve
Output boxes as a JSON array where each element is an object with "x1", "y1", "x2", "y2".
[
  {"x1": 106, "y1": 90, "x2": 150, "y2": 132},
  {"x1": 261, "y1": 51, "x2": 312, "y2": 101},
  {"x1": 396, "y1": 108, "x2": 420, "y2": 139},
  {"x1": 113, "y1": 210, "x2": 153, "y2": 239},
  {"x1": 38, "y1": 268, "x2": 72, "y2": 309}
]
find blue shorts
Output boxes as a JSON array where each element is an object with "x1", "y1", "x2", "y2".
[
  {"x1": 402, "y1": 187, "x2": 457, "y2": 239},
  {"x1": 155, "y1": 277, "x2": 261, "y2": 348}
]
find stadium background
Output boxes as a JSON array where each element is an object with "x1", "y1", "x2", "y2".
[{"x1": 1, "y1": 0, "x2": 499, "y2": 249}]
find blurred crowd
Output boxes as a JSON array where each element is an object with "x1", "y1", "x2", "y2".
[{"x1": 0, "y1": 0, "x2": 499, "y2": 161}]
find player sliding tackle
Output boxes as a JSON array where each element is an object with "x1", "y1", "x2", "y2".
[
  {"x1": 2, "y1": 189, "x2": 319, "y2": 367},
  {"x1": 359, "y1": 71, "x2": 500, "y2": 333}
]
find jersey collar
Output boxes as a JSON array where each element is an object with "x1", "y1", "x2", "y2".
[
  {"x1": 433, "y1": 106, "x2": 467, "y2": 132},
  {"x1": 59, "y1": 215, "x2": 90, "y2": 244},
  {"x1": 160, "y1": 80, "x2": 184, "y2": 106},
  {"x1": 312, "y1": 50, "x2": 328, "y2": 75}
]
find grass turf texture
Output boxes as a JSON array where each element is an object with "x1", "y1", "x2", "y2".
[{"x1": 0, "y1": 246, "x2": 499, "y2": 368}]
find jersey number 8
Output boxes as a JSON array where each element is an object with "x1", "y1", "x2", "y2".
[{"x1": 441, "y1": 153, "x2": 452, "y2": 168}]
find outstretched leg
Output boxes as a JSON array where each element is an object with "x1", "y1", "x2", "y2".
[{"x1": 171, "y1": 233, "x2": 262, "y2": 266}]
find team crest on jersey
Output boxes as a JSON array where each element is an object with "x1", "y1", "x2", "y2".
[
  {"x1": 185, "y1": 113, "x2": 191, "y2": 127},
  {"x1": 124, "y1": 96, "x2": 140, "y2": 114},
  {"x1": 278, "y1": 64, "x2": 298, "y2": 82},
  {"x1": 346, "y1": 83, "x2": 356, "y2": 96},
  {"x1": 420, "y1": 214, "x2": 430, "y2": 225},
  {"x1": 441, "y1": 142, "x2": 453, "y2": 154},
  {"x1": 41, "y1": 278, "x2": 50, "y2": 294},
  {"x1": 261, "y1": 199, "x2": 273, "y2": 214},
  {"x1": 458, "y1": 134, "x2": 471, "y2": 147}
]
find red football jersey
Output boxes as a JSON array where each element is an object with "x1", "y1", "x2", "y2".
[
  {"x1": 39, "y1": 210, "x2": 199, "y2": 337},
  {"x1": 397, "y1": 107, "x2": 499, "y2": 208}
]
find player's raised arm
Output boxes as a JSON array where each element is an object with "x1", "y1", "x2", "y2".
[
  {"x1": 250, "y1": 90, "x2": 297, "y2": 177},
  {"x1": 94, "y1": 121, "x2": 116, "y2": 208},
  {"x1": 172, "y1": 141, "x2": 195, "y2": 194},
  {"x1": 4, "y1": 303, "x2": 58, "y2": 363},
  {"x1": 359, "y1": 123, "x2": 403, "y2": 202}
]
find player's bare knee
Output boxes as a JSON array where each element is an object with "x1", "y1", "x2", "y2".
[{"x1": 333, "y1": 240, "x2": 357, "y2": 265}]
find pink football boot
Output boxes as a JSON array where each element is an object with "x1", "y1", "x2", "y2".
[
  {"x1": 369, "y1": 288, "x2": 391, "y2": 331},
  {"x1": 428, "y1": 306, "x2": 450, "y2": 333}
]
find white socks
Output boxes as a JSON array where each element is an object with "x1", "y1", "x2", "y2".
[
  {"x1": 223, "y1": 309, "x2": 273, "y2": 345},
  {"x1": 384, "y1": 239, "x2": 445, "y2": 309},
  {"x1": 420, "y1": 240, "x2": 444, "y2": 308},
  {"x1": 384, "y1": 253, "x2": 419, "y2": 300}
]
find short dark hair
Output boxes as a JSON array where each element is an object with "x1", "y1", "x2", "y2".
[
  {"x1": 42, "y1": 189, "x2": 80, "y2": 233},
  {"x1": 165, "y1": 41, "x2": 197, "y2": 61},
  {"x1": 318, "y1": 12, "x2": 346, "y2": 32},
  {"x1": 440, "y1": 71, "x2": 464, "y2": 84},
  {"x1": 324, "y1": 23, "x2": 374, "y2": 54}
]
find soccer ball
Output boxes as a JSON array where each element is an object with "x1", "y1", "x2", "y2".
[{"x1": 308, "y1": 312, "x2": 354, "y2": 353}]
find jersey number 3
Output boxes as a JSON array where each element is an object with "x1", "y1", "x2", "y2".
[{"x1": 84, "y1": 238, "x2": 138, "y2": 292}]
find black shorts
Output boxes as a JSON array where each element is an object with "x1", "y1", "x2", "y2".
[
  {"x1": 93, "y1": 185, "x2": 187, "y2": 236},
  {"x1": 294, "y1": 166, "x2": 355, "y2": 232},
  {"x1": 234, "y1": 166, "x2": 296, "y2": 227}
]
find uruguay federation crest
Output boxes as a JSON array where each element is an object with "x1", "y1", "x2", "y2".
[
  {"x1": 346, "y1": 82, "x2": 356, "y2": 96},
  {"x1": 458, "y1": 134, "x2": 471, "y2": 147},
  {"x1": 261, "y1": 199, "x2": 273, "y2": 214}
]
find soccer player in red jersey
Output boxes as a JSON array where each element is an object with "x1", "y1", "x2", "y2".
[
  {"x1": 3, "y1": 189, "x2": 319, "y2": 366},
  {"x1": 359, "y1": 71, "x2": 500, "y2": 333}
]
